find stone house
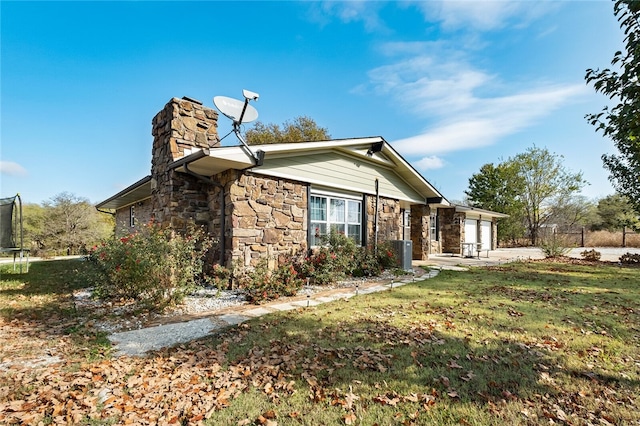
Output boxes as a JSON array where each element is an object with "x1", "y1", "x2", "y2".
[{"x1": 96, "y1": 96, "x2": 506, "y2": 267}]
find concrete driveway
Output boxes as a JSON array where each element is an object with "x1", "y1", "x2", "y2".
[{"x1": 414, "y1": 246, "x2": 640, "y2": 268}]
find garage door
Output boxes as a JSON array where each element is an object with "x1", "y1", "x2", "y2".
[
  {"x1": 464, "y1": 219, "x2": 477, "y2": 243},
  {"x1": 481, "y1": 220, "x2": 492, "y2": 250}
]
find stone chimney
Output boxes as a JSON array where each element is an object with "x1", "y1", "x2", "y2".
[{"x1": 150, "y1": 97, "x2": 219, "y2": 228}]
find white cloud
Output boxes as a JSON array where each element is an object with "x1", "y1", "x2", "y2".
[
  {"x1": 310, "y1": 1, "x2": 387, "y2": 32},
  {"x1": 359, "y1": 47, "x2": 588, "y2": 156},
  {"x1": 392, "y1": 84, "x2": 587, "y2": 156},
  {"x1": 0, "y1": 161, "x2": 28, "y2": 177},
  {"x1": 415, "y1": 155, "x2": 446, "y2": 170},
  {"x1": 413, "y1": 1, "x2": 560, "y2": 32}
]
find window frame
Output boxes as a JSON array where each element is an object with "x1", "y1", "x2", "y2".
[
  {"x1": 430, "y1": 211, "x2": 438, "y2": 241},
  {"x1": 129, "y1": 205, "x2": 136, "y2": 228},
  {"x1": 309, "y1": 190, "x2": 363, "y2": 247}
]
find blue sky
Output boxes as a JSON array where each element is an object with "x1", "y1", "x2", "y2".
[{"x1": 1, "y1": 1, "x2": 624, "y2": 205}]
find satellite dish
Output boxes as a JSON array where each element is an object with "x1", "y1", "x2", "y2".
[
  {"x1": 213, "y1": 96, "x2": 258, "y2": 125},
  {"x1": 213, "y1": 89, "x2": 264, "y2": 167}
]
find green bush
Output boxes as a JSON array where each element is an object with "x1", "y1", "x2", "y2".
[
  {"x1": 86, "y1": 223, "x2": 211, "y2": 311},
  {"x1": 581, "y1": 249, "x2": 602, "y2": 261},
  {"x1": 206, "y1": 263, "x2": 233, "y2": 291},
  {"x1": 239, "y1": 257, "x2": 304, "y2": 303},
  {"x1": 297, "y1": 232, "x2": 398, "y2": 284},
  {"x1": 540, "y1": 236, "x2": 571, "y2": 258}
]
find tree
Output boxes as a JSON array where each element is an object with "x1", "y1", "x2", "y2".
[
  {"x1": 592, "y1": 193, "x2": 640, "y2": 231},
  {"x1": 465, "y1": 162, "x2": 526, "y2": 244},
  {"x1": 511, "y1": 147, "x2": 587, "y2": 245},
  {"x1": 548, "y1": 195, "x2": 597, "y2": 231},
  {"x1": 41, "y1": 192, "x2": 113, "y2": 255},
  {"x1": 22, "y1": 203, "x2": 47, "y2": 254},
  {"x1": 586, "y1": 0, "x2": 640, "y2": 214},
  {"x1": 244, "y1": 116, "x2": 331, "y2": 145},
  {"x1": 465, "y1": 146, "x2": 586, "y2": 246}
]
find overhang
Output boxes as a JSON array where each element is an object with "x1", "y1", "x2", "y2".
[
  {"x1": 95, "y1": 176, "x2": 152, "y2": 210},
  {"x1": 97, "y1": 137, "x2": 450, "y2": 210},
  {"x1": 454, "y1": 204, "x2": 510, "y2": 219}
]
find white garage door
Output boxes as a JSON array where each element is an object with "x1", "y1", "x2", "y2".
[
  {"x1": 481, "y1": 220, "x2": 492, "y2": 250},
  {"x1": 464, "y1": 219, "x2": 477, "y2": 244}
]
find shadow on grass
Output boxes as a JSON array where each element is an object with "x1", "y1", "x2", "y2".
[{"x1": 0, "y1": 259, "x2": 97, "y2": 346}]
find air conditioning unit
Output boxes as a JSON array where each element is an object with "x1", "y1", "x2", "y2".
[{"x1": 390, "y1": 240, "x2": 413, "y2": 271}]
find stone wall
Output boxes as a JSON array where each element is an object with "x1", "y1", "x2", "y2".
[
  {"x1": 410, "y1": 204, "x2": 430, "y2": 260},
  {"x1": 440, "y1": 208, "x2": 464, "y2": 254},
  {"x1": 115, "y1": 198, "x2": 153, "y2": 238},
  {"x1": 225, "y1": 172, "x2": 308, "y2": 268},
  {"x1": 365, "y1": 195, "x2": 402, "y2": 246},
  {"x1": 150, "y1": 97, "x2": 219, "y2": 230}
]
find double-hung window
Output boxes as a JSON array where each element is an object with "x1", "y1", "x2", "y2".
[{"x1": 310, "y1": 192, "x2": 362, "y2": 246}]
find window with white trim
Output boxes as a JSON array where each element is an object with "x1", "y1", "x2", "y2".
[
  {"x1": 310, "y1": 193, "x2": 362, "y2": 246},
  {"x1": 430, "y1": 212, "x2": 438, "y2": 241},
  {"x1": 129, "y1": 205, "x2": 135, "y2": 228}
]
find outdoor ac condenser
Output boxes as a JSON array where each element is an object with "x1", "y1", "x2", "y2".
[{"x1": 390, "y1": 240, "x2": 413, "y2": 272}]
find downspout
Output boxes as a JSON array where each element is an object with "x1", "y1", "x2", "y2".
[
  {"x1": 183, "y1": 163, "x2": 226, "y2": 265},
  {"x1": 374, "y1": 178, "x2": 379, "y2": 255}
]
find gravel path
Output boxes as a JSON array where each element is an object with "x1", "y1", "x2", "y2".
[{"x1": 107, "y1": 269, "x2": 436, "y2": 357}]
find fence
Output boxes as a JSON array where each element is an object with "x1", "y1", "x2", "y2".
[{"x1": 549, "y1": 227, "x2": 640, "y2": 248}]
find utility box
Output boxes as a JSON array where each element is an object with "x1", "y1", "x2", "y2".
[{"x1": 390, "y1": 240, "x2": 413, "y2": 271}]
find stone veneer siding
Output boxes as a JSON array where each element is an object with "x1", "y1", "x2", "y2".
[
  {"x1": 115, "y1": 198, "x2": 153, "y2": 238},
  {"x1": 410, "y1": 204, "x2": 430, "y2": 260},
  {"x1": 365, "y1": 195, "x2": 403, "y2": 246},
  {"x1": 224, "y1": 172, "x2": 308, "y2": 268},
  {"x1": 439, "y1": 208, "x2": 465, "y2": 254},
  {"x1": 150, "y1": 97, "x2": 219, "y2": 230}
]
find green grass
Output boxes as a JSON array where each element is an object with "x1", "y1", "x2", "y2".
[
  {"x1": 200, "y1": 261, "x2": 640, "y2": 425},
  {"x1": 0, "y1": 259, "x2": 639, "y2": 425},
  {"x1": 0, "y1": 259, "x2": 111, "y2": 362}
]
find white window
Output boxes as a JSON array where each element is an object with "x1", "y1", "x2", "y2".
[
  {"x1": 430, "y1": 212, "x2": 438, "y2": 241},
  {"x1": 129, "y1": 205, "x2": 135, "y2": 227},
  {"x1": 310, "y1": 193, "x2": 361, "y2": 246}
]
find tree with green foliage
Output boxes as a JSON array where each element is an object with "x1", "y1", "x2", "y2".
[
  {"x1": 511, "y1": 146, "x2": 586, "y2": 245},
  {"x1": 465, "y1": 162, "x2": 526, "y2": 244},
  {"x1": 40, "y1": 192, "x2": 113, "y2": 255},
  {"x1": 593, "y1": 193, "x2": 640, "y2": 231},
  {"x1": 244, "y1": 116, "x2": 331, "y2": 145},
  {"x1": 466, "y1": 146, "x2": 586, "y2": 246},
  {"x1": 586, "y1": 0, "x2": 640, "y2": 214}
]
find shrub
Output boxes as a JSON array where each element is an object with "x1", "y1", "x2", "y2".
[
  {"x1": 86, "y1": 223, "x2": 211, "y2": 311},
  {"x1": 619, "y1": 252, "x2": 640, "y2": 264},
  {"x1": 239, "y1": 257, "x2": 304, "y2": 303},
  {"x1": 580, "y1": 249, "x2": 601, "y2": 261},
  {"x1": 206, "y1": 263, "x2": 233, "y2": 291},
  {"x1": 540, "y1": 236, "x2": 571, "y2": 258},
  {"x1": 376, "y1": 241, "x2": 398, "y2": 270}
]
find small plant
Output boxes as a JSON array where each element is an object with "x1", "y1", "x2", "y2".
[
  {"x1": 206, "y1": 263, "x2": 233, "y2": 291},
  {"x1": 581, "y1": 249, "x2": 601, "y2": 261},
  {"x1": 619, "y1": 252, "x2": 640, "y2": 264},
  {"x1": 539, "y1": 236, "x2": 571, "y2": 258},
  {"x1": 239, "y1": 257, "x2": 304, "y2": 303},
  {"x1": 85, "y1": 223, "x2": 212, "y2": 311}
]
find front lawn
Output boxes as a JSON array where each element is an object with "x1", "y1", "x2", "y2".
[{"x1": 1, "y1": 259, "x2": 638, "y2": 425}]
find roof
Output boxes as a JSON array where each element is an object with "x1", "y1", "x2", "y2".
[
  {"x1": 96, "y1": 137, "x2": 450, "y2": 210},
  {"x1": 453, "y1": 204, "x2": 510, "y2": 219},
  {"x1": 96, "y1": 176, "x2": 152, "y2": 210}
]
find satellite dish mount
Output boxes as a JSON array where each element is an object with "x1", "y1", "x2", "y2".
[{"x1": 213, "y1": 89, "x2": 264, "y2": 166}]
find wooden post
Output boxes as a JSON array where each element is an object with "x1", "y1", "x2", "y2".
[
  {"x1": 581, "y1": 227, "x2": 585, "y2": 247},
  {"x1": 623, "y1": 226, "x2": 627, "y2": 248}
]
